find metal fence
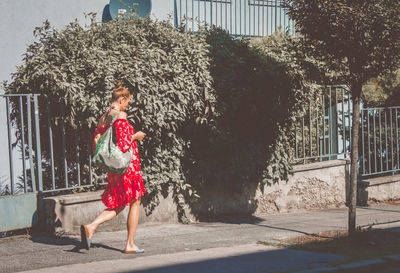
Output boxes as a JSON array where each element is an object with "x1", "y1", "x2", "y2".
[
  {"x1": 293, "y1": 86, "x2": 400, "y2": 178},
  {"x1": 0, "y1": 94, "x2": 108, "y2": 232},
  {"x1": 0, "y1": 94, "x2": 42, "y2": 195},
  {"x1": 4, "y1": 91, "x2": 400, "y2": 196},
  {"x1": 3, "y1": 91, "x2": 400, "y2": 191},
  {"x1": 0, "y1": 94, "x2": 42, "y2": 232},
  {"x1": 360, "y1": 107, "x2": 400, "y2": 177},
  {"x1": 40, "y1": 99, "x2": 106, "y2": 194},
  {"x1": 0, "y1": 94, "x2": 104, "y2": 197},
  {"x1": 174, "y1": 0, "x2": 295, "y2": 36},
  {"x1": 293, "y1": 86, "x2": 352, "y2": 164}
]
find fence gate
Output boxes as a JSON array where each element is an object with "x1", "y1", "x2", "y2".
[{"x1": 0, "y1": 94, "x2": 42, "y2": 233}]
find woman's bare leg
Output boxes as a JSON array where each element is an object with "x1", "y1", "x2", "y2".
[
  {"x1": 85, "y1": 207, "x2": 125, "y2": 238},
  {"x1": 124, "y1": 198, "x2": 142, "y2": 251}
]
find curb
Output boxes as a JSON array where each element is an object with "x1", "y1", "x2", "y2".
[{"x1": 294, "y1": 254, "x2": 400, "y2": 273}]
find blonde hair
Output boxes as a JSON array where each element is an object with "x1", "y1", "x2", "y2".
[{"x1": 111, "y1": 80, "x2": 131, "y2": 101}]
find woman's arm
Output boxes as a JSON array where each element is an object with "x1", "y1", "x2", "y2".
[
  {"x1": 114, "y1": 112, "x2": 146, "y2": 152},
  {"x1": 132, "y1": 131, "x2": 146, "y2": 141},
  {"x1": 119, "y1": 112, "x2": 146, "y2": 141},
  {"x1": 114, "y1": 113, "x2": 133, "y2": 153}
]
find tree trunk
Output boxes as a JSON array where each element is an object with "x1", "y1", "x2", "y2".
[{"x1": 349, "y1": 84, "x2": 361, "y2": 235}]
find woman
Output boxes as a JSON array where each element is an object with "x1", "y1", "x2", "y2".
[{"x1": 81, "y1": 81, "x2": 147, "y2": 254}]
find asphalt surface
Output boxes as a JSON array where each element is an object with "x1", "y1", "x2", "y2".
[{"x1": 1, "y1": 204, "x2": 400, "y2": 273}]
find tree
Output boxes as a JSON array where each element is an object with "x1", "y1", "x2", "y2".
[
  {"x1": 284, "y1": 0, "x2": 400, "y2": 234},
  {"x1": 379, "y1": 69, "x2": 400, "y2": 106}
]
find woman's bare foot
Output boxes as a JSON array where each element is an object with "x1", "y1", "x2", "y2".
[
  {"x1": 124, "y1": 242, "x2": 144, "y2": 252},
  {"x1": 84, "y1": 224, "x2": 95, "y2": 239}
]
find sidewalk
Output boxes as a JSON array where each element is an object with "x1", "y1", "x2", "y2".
[{"x1": 1, "y1": 204, "x2": 400, "y2": 273}]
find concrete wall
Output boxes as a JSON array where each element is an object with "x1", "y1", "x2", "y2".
[
  {"x1": 0, "y1": 0, "x2": 110, "y2": 186},
  {"x1": 358, "y1": 174, "x2": 400, "y2": 204},
  {"x1": 0, "y1": 193, "x2": 38, "y2": 232},
  {"x1": 254, "y1": 160, "x2": 350, "y2": 214},
  {"x1": 0, "y1": 0, "x2": 173, "y2": 84},
  {"x1": 43, "y1": 160, "x2": 351, "y2": 235},
  {"x1": 43, "y1": 191, "x2": 181, "y2": 235}
]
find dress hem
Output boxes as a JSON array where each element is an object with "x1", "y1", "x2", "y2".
[{"x1": 101, "y1": 190, "x2": 146, "y2": 209}]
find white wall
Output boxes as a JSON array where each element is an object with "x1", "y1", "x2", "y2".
[{"x1": 151, "y1": 0, "x2": 174, "y2": 21}]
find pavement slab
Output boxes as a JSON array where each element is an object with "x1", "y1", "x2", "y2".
[
  {"x1": 1, "y1": 204, "x2": 400, "y2": 273},
  {"x1": 20, "y1": 244, "x2": 347, "y2": 273}
]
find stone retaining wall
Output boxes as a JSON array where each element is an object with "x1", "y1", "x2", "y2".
[
  {"x1": 358, "y1": 174, "x2": 400, "y2": 204},
  {"x1": 42, "y1": 159, "x2": 354, "y2": 234},
  {"x1": 254, "y1": 159, "x2": 350, "y2": 214},
  {"x1": 42, "y1": 191, "x2": 180, "y2": 235}
]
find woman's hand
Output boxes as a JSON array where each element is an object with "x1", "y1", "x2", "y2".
[{"x1": 133, "y1": 131, "x2": 146, "y2": 141}]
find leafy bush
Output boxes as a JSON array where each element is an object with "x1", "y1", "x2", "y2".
[
  {"x1": 3, "y1": 15, "x2": 214, "y2": 219},
  {"x1": 3, "y1": 15, "x2": 318, "y2": 221}
]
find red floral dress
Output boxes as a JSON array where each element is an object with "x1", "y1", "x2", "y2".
[{"x1": 92, "y1": 113, "x2": 147, "y2": 209}]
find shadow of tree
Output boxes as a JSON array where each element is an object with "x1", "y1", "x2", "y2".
[
  {"x1": 282, "y1": 227, "x2": 400, "y2": 262},
  {"x1": 118, "y1": 246, "x2": 347, "y2": 273}
]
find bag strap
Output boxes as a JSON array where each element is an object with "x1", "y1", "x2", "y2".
[
  {"x1": 103, "y1": 107, "x2": 120, "y2": 127},
  {"x1": 110, "y1": 111, "x2": 120, "y2": 125}
]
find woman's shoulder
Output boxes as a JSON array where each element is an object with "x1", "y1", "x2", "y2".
[
  {"x1": 116, "y1": 111, "x2": 127, "y2": 120},
  {"x1": 114, "y1": 112, "x2": 129, "y2": 124},
  {"x1": 114, "y1": 112, "x2": 133, "y2": 128}
]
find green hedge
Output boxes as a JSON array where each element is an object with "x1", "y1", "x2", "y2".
[{"x1": 3, "y1": 16, "x2": 318, "y2": 221}]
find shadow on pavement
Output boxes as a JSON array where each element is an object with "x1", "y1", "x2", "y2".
[
  {"x1": 30, "y1": 235, "x2": 122, "y2": 253},
  {"x1": 358, "y1": 206, "x2": 400, "y2": 214},
  {"x1": 360, "y1": 220, "x2": 400, "y2": 229},
  {"x1": 194, "y1": 215, "x2": 265, "y2": 225},
  {"x1": 119, "y1": 248, "x2": 347, "y2": 273},
  {"x1": 194, "y1": 215, "x2": 318, "y2": 237},
  {"x1": 117, "y1": 226, "x2": 400, "y2": 273},
  {"x1": 253, "y1": 223, "x2": 314, "y2": 236}
]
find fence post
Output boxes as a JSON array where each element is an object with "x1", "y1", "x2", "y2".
[
  {"x1": 33, "y1": 95, "x2": 43, "y2": 193},
  {"x1": 19, "y1": 96, "x2": 28, "y2": 192},
  {"x1": 174, "y1": 0, "x2": 178, "y2": 27},
  {"x1": 5, "y1": 97, "x2": 14, "y2": 194},
  {"x1": 26, "y1": 95, "x2": 37, "y2": 192}
]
